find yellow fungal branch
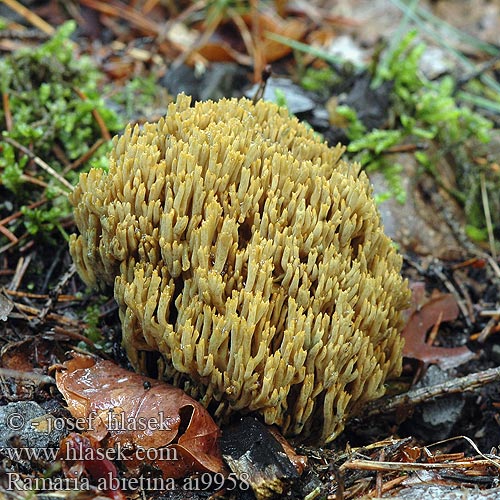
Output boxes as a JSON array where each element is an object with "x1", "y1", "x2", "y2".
[{"x1": 69, "y1": 94, "x2": 410, "y2": 444}]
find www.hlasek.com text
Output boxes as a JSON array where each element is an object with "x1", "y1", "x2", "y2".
[{"x1": 1, "y1": 442, "x2": 179, "y2": 463}]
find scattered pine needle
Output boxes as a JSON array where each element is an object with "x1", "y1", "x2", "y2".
[
  {"x1": 341, "y1": 458, "x2": 498, "y2": 472},
  {"x1": 3, "y1": 289, "x2": 79, "y2": 302},
  {"x1": 0, "y1": 224, "x2": 18, "y2": 244},
  {"x1": 79, "y1": 0, "x2": 161, "y2": 35},
  {"x1": 65, "y1": 138, "x2": 106, "y2": 173},
  {"x1": 2, "y1": 92, "x2": 13, "y2": 131},
  {"x1": 1, "y1": 0, "x2": 55, "y2": 35},
  {"x1": 480, "y1": 172, "x2": 497, "y2": 262},
  {"x1": 73, "y1": 88, "x2": 112, "y2": 142},
  {"x1": 3, "y1": 137, "x2": 73, "y2": 192},
  {"x1": 0, "y1": 367, "x2": 55, "y2": 385},
  {"x1": 362, "y1": 366, "x2": 500, "y2": 419}
]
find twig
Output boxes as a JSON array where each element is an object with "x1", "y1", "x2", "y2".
[
  {"x1": 366, "y1": 474, "x2": 407, "y2": 497},
  {"x1": 456, "y1": 55, "x2": 500, "y2": 90},
  {"x1": 362, "y1": 366, "x2": 500, "y2": 419},
  {"x1": 253, "y1": 65, "x2": 272, "y2": 103},
  {"x1": 428, "y1": 435, "x2": 500, "y2": 467},
  {"x1": 65, "y1": 138, "x2": 106, "y2": 173},
  {"x1": 79, "y1": 0, "x2": 161, "y2": 34},
  {"x1": 9, "y1": 254, "x2": 33, "y2": 291},
  {"x1": 383, "y1": 143, "x2": 427, "y2": 154},
  {"x1": 249, "y1": 0, "x2": 263, "y2": 82},
  {"x1": 20, "y1": 173, "x2": 49, "y2": 188},
  {"x1": 2, "y1": 92, "x2": 13, "y2": 131},
  {"x1": 375, "y1": 449, "x2": 384, "y2": 497},
  {"x1": 341, "y1": 458, "x2": 498, "y2": 473},
  {"x1": 52, "y1": 326, "x2": 97, "y2": 349},
  {"x1": 0, "y1": 199, "x2": 47, "y2": 250},
  {"x1": 31, "y1": 265, "x2": 77, "y2": 327},
  {"x1": 3, "y1": 289, "x2": 78, "y2": 302},
  {"x1": 480, "y1": 172, "x2": 497, "y2": 262},
  {"x1": 3, "y1": 137, "x2": 73, "y2": 192},
  {"x1": 474, "y1": 317, "x2": 498, "y2": 343},
  {"x1": 0, "y1": 224, "x2": 18, "y2": 244},
  {"x1": 1, "y1": 0, "x2": 55, "y2": 35},
  {"x1": 12, "y1": 302, "x2": 82, "y2": 327},
  {"x1": 429, "y1": 261, "x2": 473, "y2": 328},
  {"x1": 52, "y1": 143, "x2": 71, "y2": 168},
  {"x1": 0, "y1": 199, "x2": 47, "y2": 228},
  {"x1": 480, "y1": 309, "x2": 500, "y2": 317},
  {"x1": 230, "y1": 7, "x2": 257, "y2": 77},
  {"x1": 0, "y1": 368, "x2": 55, "y2": 385},
  {"x1": 452, "y1": 271, "x2": 475, "y2": 323},
  {"x1": 72, "y1": 88, "x2": 111, "y2": 142}
]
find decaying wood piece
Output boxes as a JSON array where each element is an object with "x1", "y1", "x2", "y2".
[{"x1": 220, "y1": 417, "x2": 303, "y2": 500}]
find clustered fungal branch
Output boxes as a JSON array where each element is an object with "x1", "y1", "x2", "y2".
[{"x1": 69, "y1": 94, "x2": 410, "y2": 444}]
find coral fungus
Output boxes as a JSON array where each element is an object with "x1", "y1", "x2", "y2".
[{"x1": 69, "y1": 94, "x2": 410, "y2": 443}]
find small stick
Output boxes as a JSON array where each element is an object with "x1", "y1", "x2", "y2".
[
  {"x1": 52, "y1": 143, "x2": 71, "y2": 168},
  {"x1": 65, "y1": 138, "x2": 106, "y2": 173},
  {"x1": 0, "y1": 199, "x2": 47, "y2": 251},
  {"x1": 250, "y1": 0, "x2": 264, "y2": 83},
  {"x1": 3, "y1": 289, "x2": 78, "y2": 302},
  {"x1": 0, "y1": 224, "x2": 18, "y2": 244},
  {"x1": 480, "y1": 172, "x2": 497, "y2": 262},
  {"x1": 375, "y1": 449, "x2": 384, "y2": 497},
  {"x1": 0, "y1": 199, "x2": 47, "y2": 228},
  {"x1": 20, "y1": 173, "x2": 49, "y2": 188},
  {"x1": 79, "y1": 0, "x2": 160, "y2": 34},
  {"x1": 475, "y1": 316, "x2": 499, "y2": 343},
  {"x1": 366, "y1": 474, "x2": 407, "y2": 497},
  {"x1": 1, "y1": 0, "x2": 55, "y2": 35},
  {"x1": 9, "y1": 254, "x2": 33, "y2": 291},
  {"x1": 52, "y1": 326, "x2": 97, "y2": 349},
  {"x1": 2, "y1": 92, "x2": 13, "y2": 131},
  {"x1": 452, "y1": 272, "x2": 476, "y2": 323},
  {"x1": 383, "y1": 143, "x2": 426, "y2": 154},
  {"x1": 431, "y1": 263, "x2": 472, "y2": 328},
  {"x1": 341, "y1": 458, "x2": 498, "y2": 473},
  {"x1": 31, "y1": 265, "x2": 77, "y2": 327},
  {"x1": 3, "y1": 137, "x2": 73, "y2": 192},
  {"x1": 72, "y1": 88, "x2": 111, "y2": 141},
  {"x1": 362, "y1": 365, "x2": 500, "y2": 419},
  {"x1": 0, "y1": 367, "x2": 55, "y2": 385},
  {"x1": 426, "y1": 310, "x2": 443, "y2": 346},
  {"x1": 480, "y1": 309, "x2": 500, "y2": 317},
  {"x1": 253, "y1": 64, "x2": 272, "y2": 103},
  {"x1": 13, "y1": 302, "x2": 82, "y2": 327}
]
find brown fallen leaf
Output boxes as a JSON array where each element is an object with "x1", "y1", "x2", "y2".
[
  {"x1": 196, "y1": 10, "x2": 307, "y2": 65},
  {"x1": 55, "y1": 353, "x2": 225, "y2": 479},
  {"x1": 57, "y1": 432, "x2": 126, "y2": 500},
  {"x1": 402, "y1": 284, "x2": 475, "y2": 370}
]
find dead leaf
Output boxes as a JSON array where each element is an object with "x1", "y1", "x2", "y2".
[
  {"x1": 58, "y1": 433, "x2": 125, "y2": 500},
  {"x1": 55, "y1": 353, "x2": 225, "y2": 479},
  {"x1": 196, "y1": 11, "x2": 307, "y2": 65},
  {"x1": 1, "y1": 337, "x2": 60, "y2": 372},
  {"x1": 402, "y1": 286, "x2": 475, "y2": 370},
  {"x1": 247, "y1": 12, "x2": 308, "y2": 63}
]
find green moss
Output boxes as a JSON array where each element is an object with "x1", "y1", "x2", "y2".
[
  {"x1": 337, "y1": 31, "x2": 497, "y2": 246},
  {"x1": 0, "y1": 21, "x2": 122, "y2": 246},
  {"x1": 300, "y1": 66, "x2": 340, "y2": 94}
]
